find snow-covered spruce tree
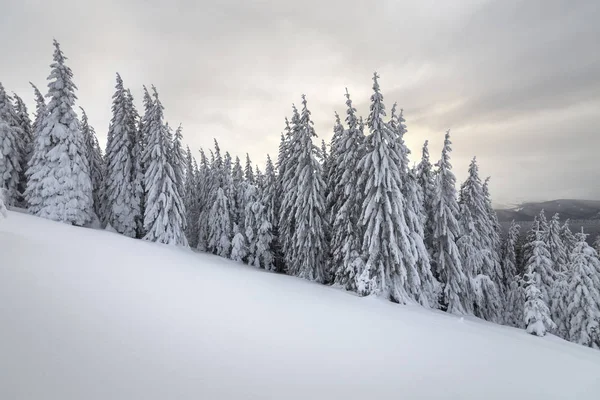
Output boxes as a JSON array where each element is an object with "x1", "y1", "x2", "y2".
[
  {"x1": 354, "y1": 74, "x2": 414, "y2": 302},
  {"x1": 135, "y1": 86, "x2": 154, "y2": 237},
  {"x1": 505, "y1": 275, "x2": 526, "y2": 328},
  {"x1": 142, "y1": 87, "x2": 187, "y2": 246},
  {"x1": 481, "y1": 177, "x2": 504, "y2": 295},
  {"x1": 551, "y1": 273, "x2": 570, "y2": 339},
  {"x1": 523, "y1": 222, "x2": 556, "y2": 309},
  {"x1": 389, "y1": 103, "x2": 438, "y2": 307},
  {"x1": 243, "y1": 183, "x2": 259, "y2": 264},
  {"x1": 561, "y1": 219, "x2": 577, "y2": 263},
  {"x1": 502, "y1": 221, "x2": 521, "y2": 287},
  {"x1": 209, "y1": 187, "x2": 232, "y2": 257},
  {"x1": 25, "y1": 40, "x2": 93, "y2": 225},
  {"x1": 502, "y1": 222, "x2": 524, "y2": 326},
  {"x1": 244, "y1": 153, "x2": 255, "y2": 184},
  {"x1": 431, "y1": 131, "x2": 470, "y2": 314},
  {"x1": 254, "y1": 190, "x2": 275, "y2": 270},
  {"x1": 24, "y1": 83, "x2": 47, "y2": 212},
  {"x1": 331, "y1": 90, "x2": 366, "y2": 291},
  {"x1": 171, "y1": 124, "x2": 186, "y2": 208},
  {"x1": 284, "y1": 95, "x2": 328, "y2": 283},
  {"x1": 103, "y1": 73, "x2": 140, "y2": 237},
  {"x1": 567, "y1": 230, "x2": 600, "y2": 349},
  {"x1": 0, "y1": 83, "x2": 23, "y2": 205},
  {"x1": 458, "y1": 158, "x2": 502, "y2": 321},
  {"x1": 12, "y1": 92, "x2": 33, "y2": 201},
  {"x1": 207, "y1": 140, "x2": 232, "y2": 256},
  {"x1": 547, "y1": 213, "x2": 568, "y2": 272},
  {"x1": 79, "y1": 107, "x2": 103, "y2": 219},
  {"x1": 523, "y1": 270, "x2": 556, "y2": 337},
  {"x1": 231, "y1": 155, "x2": 245, "y2": 229},
  {"x1": 183, "y1": 146, "x2": 200, "y2": 247},
  {"x1": 279, "y1": 108, "x2": 301, "y2": 272},
  {"x1": 261, "y1": 154, "x2": 280, "y2": 271},
  {"x1": 416, "y1": 140, "x2": 436, "y2": 255},
  {"x1": 325, "y1": 112, "x2": 344, "y2": 227},
  {"x1": 230, "y1": 223, "x2": 248, "y2": 262},
  {"x1": 196, "y1": 149, "x2": 211, "y2": 251}
]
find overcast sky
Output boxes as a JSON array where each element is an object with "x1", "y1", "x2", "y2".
[{"x1": 1, "y1": 0, "x2": 598, "y2": 206}]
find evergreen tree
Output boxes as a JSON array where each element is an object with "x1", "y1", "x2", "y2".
[
  {"x1": 196, "y1": 149, "x2": 212, "y2": 251},
  {"x1": 103, "y1": 74, "x2": 140, "y2": 237},
  {"x1": 136, "y1": 86, "x2": 154, "y2": 237},
  {"x1": 523, "y1": 224, "x2": 556, "y2": 336},
  {"x1": 482, "y1": 177, "x2": 504, "y2": 294},
  {"x1": 458, "y1": 158, "x2": 502, "y2": 321},
  {"x1": 279, "y1": 107, "x2": 301, "y2": 272},
  {"x1": 285, "y1": 95, "x2": 328, "y2": 283},
  {"x1": 391, "y1": 104, "x2": 438, "y2": 307},
  {"x1": 331, "y1": 90, "x2": 365, "y2": 291},
  {"x1": 171, "y1": 124, "x2": 186, "y2": 205},
  {"x1": 431, "y1": 131, "x2": 470, "y2": 314},
  {"x1": 502, "y1": 221, "x2": 520, "y2": 287},
  {"x1": 244, "y1": 153, "x2": 255, "y2": 184},
  {"x1": 551, "y1": 274, "x2": 570, "y2": 339},
  {"x1": 0, "y1": 83, "x2": 23, "y2": 205},
  {"x1": 561, "y1": 219, "x2": 577, "y2": 262},
  {"x1": 142, "y1": 87, "x2": 187, "y2": 246},
  {"x1": 523, "y1": 268, "x2": 556, "y2": 337},
  {"x1": 547, "y1": 213, "x2": 568, "y2": 272},
  {"x1": 230, "y1": 223, "x2": 248, "y2": 262},
  {"x1": 25, "y1": 40, "x2": 93, "y2": 225},
  {"x1": 244, "y1": 183, "x2": 259, "y2": 265},
  {"x1": 567, "y1": 231, "x2": 600, "y2": 349},
  {"x1": 354, "y1": 74, "x2": 414, "y2": 302},
  {"x1": 523, "y1": 221, "x2": 556, "y2": 305},
  {"x1": 25, "y1": 83, "x2": 47, "y2": 212},
  {"x1": 262, "y1": 154, "x2": 281, "y2": 271},
  {"x1": 415, "y1": 140, "x2": 435, "y2": 255},
  {"x1": 183, "y1": 146, "x2": 200, "y2": 247},
  {"x1": 208, "y1": 187, "x2": 232, "y2": 257},
  {"x1": 231, "y1": 155, "x2": 245, "y2": 229},
  {"x1": 505, "y1": 276, "x2": 526, "y2": 328},
  {"x1": 12, "y1": 92, "x2": 33, "y2": 201},
  {"x1": 79, "y1": 107, "x2": 103, "y2": 219}
]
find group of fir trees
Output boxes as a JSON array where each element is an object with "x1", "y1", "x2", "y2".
[
  {"x1": 502, "y1": 211, "x2": 600, "y2": 348},
  {"x1": 0, "y1": 40, "x2": 188, "y2": 246},
  {"x1": 2, "y1": 41, "x2": 599, "y2": 351}
]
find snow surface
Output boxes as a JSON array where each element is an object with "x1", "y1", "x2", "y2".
[{"x1": 1, "y1": 211, "x2": 600, "y2": 400}]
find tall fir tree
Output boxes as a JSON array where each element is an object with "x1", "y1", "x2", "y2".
[
  {"x1": 183, "y1": 146, "x2": 200, "y2": 247},
  {"x1": 142, "y1": 87, "x2": 187, "y2": 246},
  {"x1": 547, "y1": 213, "x2": 568, "y2": 272},
  {"x1": 523, "y1": 224, "x2": 556, "y2": 336},
  {"x1": 458, "y1": 158, "x2": 502, "y2": 321},
  {"x1": 25, "y1": 40, "x2": 93, "y2": 225},
  {"x1": 207, "y1": 140, "x2": 232, "y2": 256},
  {"x1": 244, "y1": 153, "x2": 255, "y2": 184},
  {"x1": 354, "y1": 74, "x2": 415, "y2": 302},
  {"x1": 279, "y1": 107, "x2": 302, "y2": 272},
  {"x1": 103, "y1": 74, "x2": 140, "y2": 236},
  {"x1": 231, "y1": 155, "x2": 245, "y2": 229},
  {"x1": 262, "y1": 154, "x2": 281, "y2": 271},
  {"x1": 567, "y1": 230, "x2": 600, "y2": 349},
  {"x1": 0, "y1": 83, "x2": 23, "y2": 205},
  {"x1": 331, "y1": 89, "x2": 366, "y2": 291},
  {"x1": 415, "y1": 140, "x2": 436, "y2": 255},
  {"x1": 387, "y1": 103, "x2": 438, "y2": 306},
  {"x1": 431, "y1": 131, "x2": 470, "y2": 314},
  {"x1": 12, "y1": 92, "x2": 33, "y2": 202},
  {"x1": 560, "y1": 219, "x2": 577, "y2": 262},
  {"x1": 25, "y1": 83, "x2": 47, "y2": 211},
  {"x1": 285, "y1": 95, "x2": 328, "y2": 283},
  {"x1": 79, "y1": 107, "x2": 104, "y2": 219},
  {"x1": 196, "y1": 149, "x2": 212, "y2": 251}
]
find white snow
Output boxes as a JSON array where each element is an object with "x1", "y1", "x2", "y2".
[{"x1": 1, "y1": 211, "x2": 600, "y2": 399}]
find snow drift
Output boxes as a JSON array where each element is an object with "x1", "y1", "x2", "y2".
[{"x1": 1, "y1": 211, "x2": 599, "y2": 399}]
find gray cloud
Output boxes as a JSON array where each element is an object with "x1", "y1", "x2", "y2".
[{"x1": 0, "y1": 0, "x2": 598, "y2": 206}]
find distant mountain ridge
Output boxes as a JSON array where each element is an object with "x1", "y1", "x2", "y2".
[{"x1": 495, "y1": 199, "x2": 600, "y2": 222}]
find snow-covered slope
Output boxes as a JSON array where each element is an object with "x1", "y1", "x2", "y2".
[{"x1": 1, "y1": 211, "x2": 599, "y2": 400}]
